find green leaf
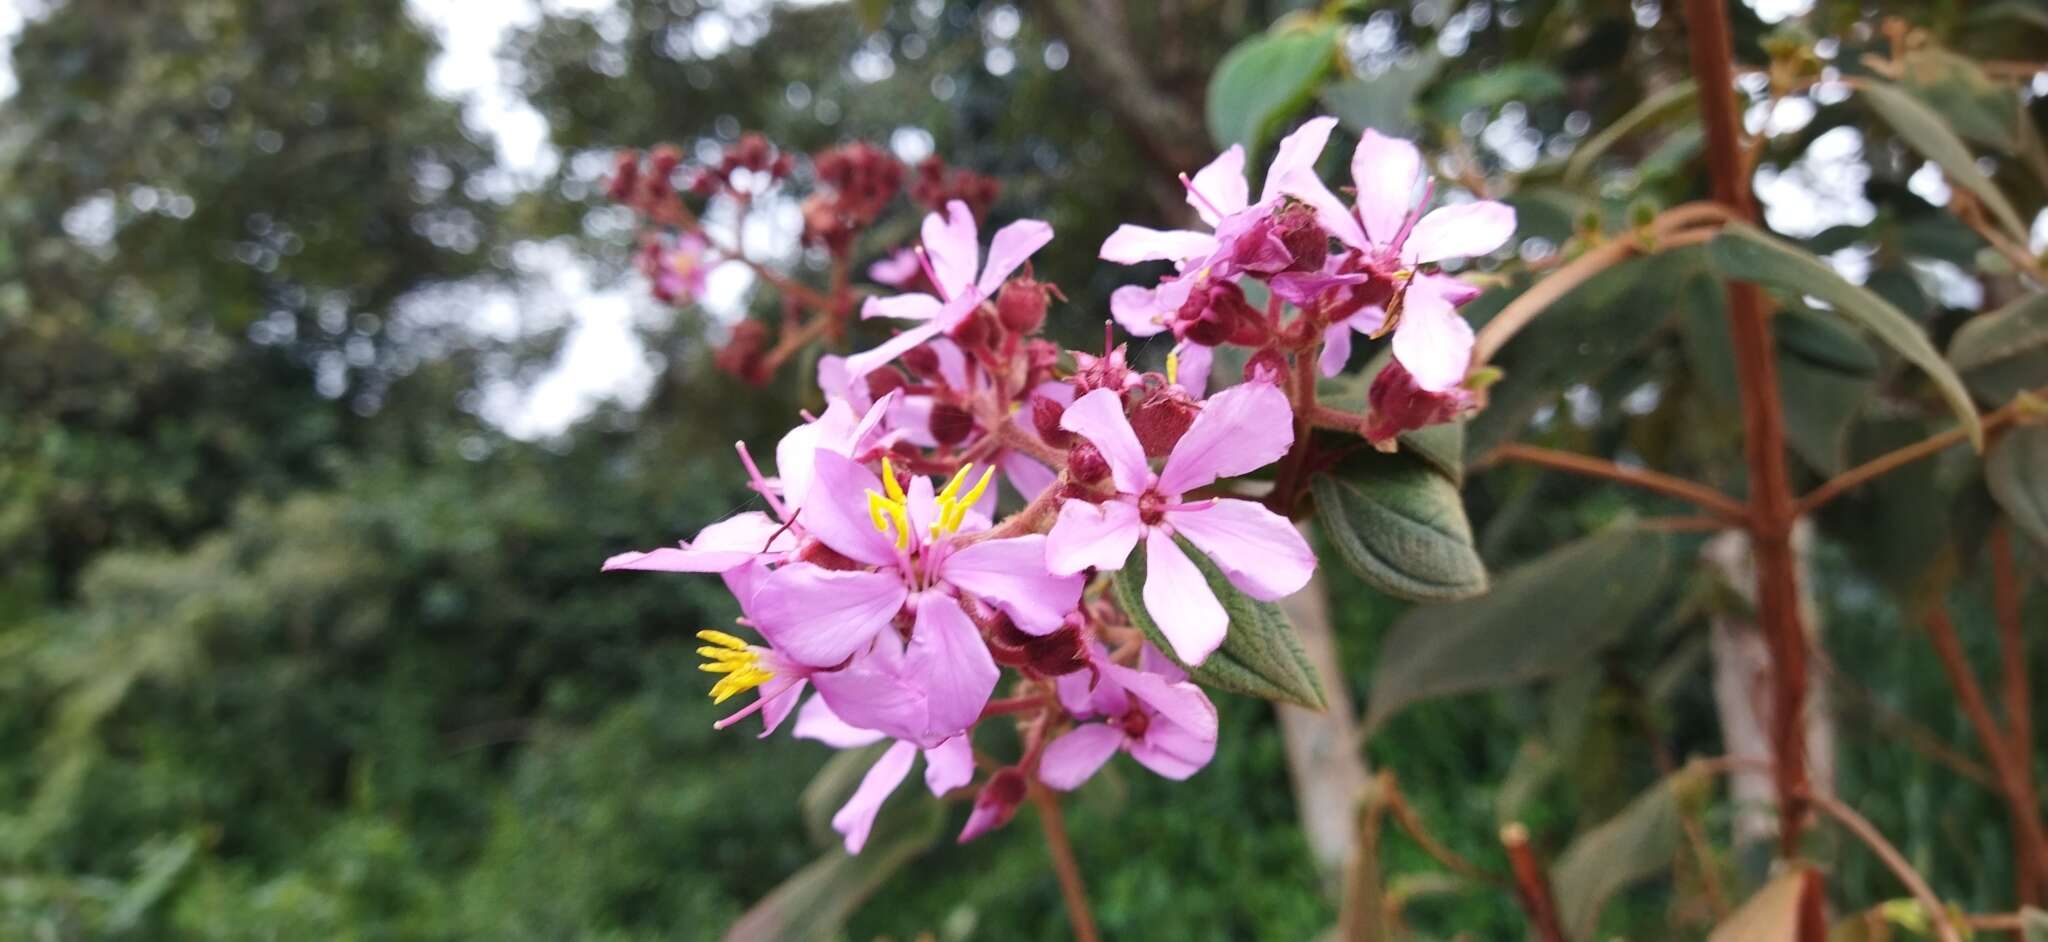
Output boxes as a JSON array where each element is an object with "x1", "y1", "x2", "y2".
[
  {"x1": 1898, "y1": 44, "x2": 2023, "y2": 150},
  {"x1": 1113, "y1": 539, "x2": 1327, "y2": 709},
  {"x1": 1310, "y1": 455, "x2": 1486, "y2": 602},
  {"x1": 1551, "y1": 761, "x2": 1710, "y2": 941},
  {"x1": 1708, "y1": 868, "x2": 1814, "y2": 942},
  {"x1": 1775, "y1": 307, "x2": 1878, "y2": 474},
  {"x1": 854, "y1": 0, "x2": 888, "y2": 31},
  {"x1": 1320, "y1": 50, "x2": 1442, "y2": 138},
  {"x1": 1708, "y1": 221, "x2": 1983, "y2": 450},
  {"x1": 1564, "y1": 79, "x2": 1698, "y2": 185},
  {"x1": 725, "y1": 798, "x2": 942, "y2": 942},
  {"x1": 1205, "y1": 20, "x2": 1341, "y2": 156},
  {"x1": 1988, "y1": 425, "x2": 2048, "y2": 550},
  {"x1": 1399, "y1": 420, "x2": 1466, "y2": 485},
  {"x1": 1426, "y1": 62, "x2": 1566, "y2": 125},
  {"x1": 1361, "y1": 523, "x2": 1671, "y2": 733},
  {"x1": 1949, "y1": 291, "x2": 2048, "y2": 406},
  {"x1": 1855, "y1": 78, "x2": 2030, "y2": 243}
]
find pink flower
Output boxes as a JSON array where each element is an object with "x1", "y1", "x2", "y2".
[
  {"x1": 1039, "y1": 650, "x2": 1218, "y2": 789},
  {"x1": 849, "y1": 199, "x2": 1052, "y2": 378},
  {"x1": 1361, "y1": 357, "x2": 1477, "y2": 448},
  {"x1": 692, "y1": 628, "x2": 813, "y2": 738},
  {"x1": 1282, "y1": 129, "x2": 1515, "y2": 391},
  {"x1": 1044, "y1": 382, "x2": 1314, "y2": 664},
  {"x1": 867, "y1": 246, "x2": 924, "y2": 288},
  {"x1": 792, "y1": 696, "x2": 974, "y2": 853},
  {"x1": 641, "y1": 232, "x2": 711, "y2": 303},
  {"x1": 748, "y1": 450, "x2": 1084, "y2": 743}
]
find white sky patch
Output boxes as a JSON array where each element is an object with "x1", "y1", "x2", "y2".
[
  {"x1": 1745, "y1": 0, "x2": 1815, "y2": 24},
  {"x1": 1755, "y1": 126, "x2": 1876, "y2": 238}
]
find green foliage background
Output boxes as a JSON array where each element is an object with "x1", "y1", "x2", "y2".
[{"x1": 1, "y1": 0, "x2": 2042, "y2": 939}]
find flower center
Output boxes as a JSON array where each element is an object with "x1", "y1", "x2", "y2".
[
  {"x1": 1137, "y1": 489, "x2": 1170, "y2": 526},
  {"x1": 865, "y1": 457, "x2": 995, "y2": 551},
  {"x1": 697, "y1": 629, "x2": 774, "y2": 704}
]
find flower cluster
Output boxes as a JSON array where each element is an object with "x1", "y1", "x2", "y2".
[{"x1": 604, "y1": 116, "x2": 1512, "y2": 851}]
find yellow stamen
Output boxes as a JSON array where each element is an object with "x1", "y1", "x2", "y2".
[
  {"x1": 696, "y1": 629, "x2": 748, "y2": 650},
  {"x1": 880, "y1": 456, "x2": 906, "y2": 502},
  {"x1": 936, "y1": 464, "x2": 972, "y2": 505},
  {"x1": 693, "y1": 630, "x2": 774, "y2": 704},
  {"x1": 1166, "y1": 350, "x2": 1180, "y2": 386}
]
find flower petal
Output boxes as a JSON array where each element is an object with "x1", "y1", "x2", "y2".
[
  {"x1": 922, "y1": 200, "x2": 979, "y2": 300},
  {"x1": 1110, "y1": 283, "x2": 1172, "y2": 337},
  {"x1": 1157, "y1": 380, "x2": 1294, "y2": 496},
  {"x1": 1037, "y1": 724, "x2": 1127, "y2": 791},
  {"x1": 750, "y1": 564, "x2": 907, "y2": 668},
  {"x1": 803, "y1": 449, "x2": 903, "y2": 566},
  {"x1": 999, "y1": 449, "x2": 1056, "y2": 504},
  {"x1": 922, "y1": 735, "x2": 974, "y2": 795},
  {"x1": 1045, "y1": 499, "x2": 1144, "y2": 576},
  {"x1": 756, "y1": 678, "x2": 807, "y2": 738},
  {"x1": 903, "y1": 595, "x2": 999, "y2": 742},
  {"x1": 976, "y1": 218, "x2": 1054, "y2": 297},
  {"x1": 1260, "y1": 115, "x2": 1338, "y2": 204},
  {"x1": 941, "y1": 535, "x2": 1084, "y2": 634},
  {"x1": 1168, "y1": 497, "x2": 1315, "y2": 600},
  {"x1": 1059, "y1": 388, "x2": 1150, "y2": 494},
  {"x1": 1099, "y1": 225, "x2": 1218, "y2": 265},
  {"x1": 793, "y1": 693, "x2": 888, "y2": 748},
  {"x1": 1403, "y1": 200, "x2": 1516, "y2": 265},
  {"x1": 601, "y1": 512, "x2": 792, "y2": 574},
  {"x1": 1117, "y1": 671, "x2": 1219, "y2": 780},
  {"x1": 842, "y1": 320, "x2": 943, "y2": 380},
  {"x1": 1187, "y1": 144, "x2": 1250, "y2": 225},
  {"x1": 1141, "y1": 530, "x2": 1228, "y2": 665},
  {"x1": 1350, "y1": 129, "x2": 1424, "y2": 247},
  {"x1": 1172, "y1": 341, "x2": 1214, "y2": 399},
  {"x1": 1390, "y1": 281, "x2": 1475, "y2": 392},
  {"x1": 832, "y1": 740, "x2": 918, "y2": 853},
  {"x1": 810, "y1": 640, "x2": 928, "y2": 744},
  {"x1": 1318, "y1": 322, "x2": 1354, "y2": 377},
  {"x1": 860, "y1": 291, "x2": 944, "y2": 322}
]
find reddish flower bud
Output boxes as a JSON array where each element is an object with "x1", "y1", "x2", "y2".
[
  {"x1": 959, "y1": 767, "x2": 1028, "y2": 842},
  {"x1": 986, "y1": 613, "x2": 1034, "y2": 668},
  {"x1": 796, "y1": 536, "x2": 861, "y2": 571},
  {"x1": 996, "y1": 277, "x2": 1050, "y2": 334},
  {"x1": 1243, "y1": 348, "x2": 1288, "y2": 386},
  {"x1": 1024, "y1": 624, "x2": 1089, "y2": 676},
  {"x1": 900, "y1": 343, "x2": 944, "y2": 382},
  {"x1": 1273, "y1": 201, "x2": 1330, "y2": 273},
  {"x1": 949, "y1": 309, "x2": 996, "y2": 353},
  {"x1": 864, "y1": 367, "x2": 908, "y2": 402},
  {"x1": 713, "y1": 320, "x2": 772, "y2": 385},
  {"x1": 1129, "y1": 387, "x2": 1200, "y2": 457},
  {"x1": 1071, "y1": 344, "x2": 1133, "y2": 393},
  {"x1": 1030, "y1": 395, "x2": 1075, "y2": 449},
  {"x1": 929, "y1": 402, "x2": 975, "y2": 445},
  {"x1": 1067, "y1": 441, "x2": 1111, "y2": 486},
  {"x1": 1362, "y1": 359, "x2": 1475, "y2": 448},
  {"x1": 606, "y1": 150, "x2": 640, "y2": 203},
  {"x1": 1023, "y1": 339, "x2": 1061, "y2": 387},
  {"x1": 1175, "y1": 280, "x2": 1260, "y2": 347}
]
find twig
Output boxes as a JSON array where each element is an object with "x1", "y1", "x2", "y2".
[
  {"x1": 1482, "y1": 443, "x2": 1750, "y2": 521},
  {"x1": 1794, "y1": 387, "x2": 2047, "y2": 515},
  {"x1": 1802, "y1": 789, "x2": 1962, "y2": 942},
  {"x1": 1338, "y1": 777, "x2": 1391, "y2": 942},
  {"x1": 1379, "y1": 772, "x2": 1509, "y2": 888},
  {"x1": 1029, "y1": 783, "x2": 1102, "y2": 942},
  {"x1": 1989, "y1": 526, "x2": 2038, "y2": 907},
  {"x1": 1921, "y1": 607, "x2": 2048, "y2": 896},
  {"x1": 1501, "y1": 823, "x2": 1567, "y2": 942}
]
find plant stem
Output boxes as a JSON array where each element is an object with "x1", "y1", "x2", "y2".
[
  {"x1": 1989, "y1": 527, "x2": 2038, "y2": 905},
  {"x1": 1484, "y1": 443, "x2": 1750, "y2": 521},
  {"x1": 1500, "y1": 823, "x2": 1567, "y2": 942},
  {"x1": 1030, "y1": 784, "x2": 1101, "y2": 942},
  {"x1": 1803, "y1": 789, "x2": 1962, "y2": 942},
  {"x1": 1922, "y1": 607, "x2": 2048, "y2": 900},
  {"x1": 1684, "y1": 0, "x2": 1813, "y2": 862},
  {"x1": 1794, "y1": 386, "x2": 2047, "y2": 515}
]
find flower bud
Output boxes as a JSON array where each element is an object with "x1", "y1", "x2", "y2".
[
  {"x1": 796, "y1": 535, "x2": 862, "y2": 571},
  {"x1": 1362, "y1": 359, "x2": 1476, "y2": 449},
  {"x1": 996, "y1": 277, "x2": 1050, "y2": 334},
  {"x1": 1129, "y1": 387, "x2": 1200, "y2": 457},
  {"x1": 900, "y1": 344, "x2": 944, "y2": 382},
  {"x1": 1024, "y1": 624, "x2": 1089, "y2": 676},
  {"x1": 1175, "y1": 280, "x2": 1261, "y2": 347},
  {"x1": 1273, "y1": 201, "x2": 1329, "y2": 273},
  {"x1": 929, "y1": 402, "x2": 974, "y2": 446},
  {"x1": 1067, "y1": 441, "x2": 1111, "y2": 486},
  {"x1": 714, "y1": 320, "x2": 771, "y2": 385},
  {"x1": 1070, "y1": 345, "x2": 1133, "y2": 393},
  {"x1": 1243, "y1": 348, "x2": 1287, "y2": 386},
  {"x1": 606, "y1": 150, "x2": 640, "y2": 203},
  {"x1": 986, "y1": 613, "x2": 1034, "y2": 668},
  {"x1": 864, "y1": 366, "x2": 908, "y2": 402},
  {"x1": 1030, "y1": 395, "x2": 1076, "y2": 449},
  {"x1": 949, "y1": 309, "x2": 996, "y2": 353},
  {"x1": 959, "y1": 767, "x2": 1028, "y2": 842},
  {"x1": 1023, "y1": 339, "x2": 1061, "y2": 388}
]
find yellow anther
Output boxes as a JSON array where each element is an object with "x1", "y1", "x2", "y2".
[
  {"x1": 958, "y1": 466, "x2": 996, "y2": 516},
  {"x1": 937, "y1": 464, "x2": 972, "y2": 505},
  {"x1": 1167, "y1": 350, "x2": 1180, "y2": 385},
  {"x1": 694, "y1": 629, "x2": 773, "y2": 704},
  {"x1": 867, "y1": 490, "x2": 891, "y2": 532},
  {"x1": 880, "y1": 456, "x2": 906, "y2": 502},
  {"x1": 696, "y1": 629, "x2": 748, "y2": 650}
]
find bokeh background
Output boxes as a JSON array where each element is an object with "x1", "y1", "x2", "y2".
[{"x1": 3, "y1": 0, "x2": 2044, "y2": 938}]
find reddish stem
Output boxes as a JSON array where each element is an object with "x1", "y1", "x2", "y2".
[
  {"x1": 1989, "y1": 527, "x2": 2038, "y2": 906},
  {"x1": 1030, "y1": 783, "x2": 1101, "y2": 942},
  {"x1": 1485, "y1": 442, "x2": 1750, "y2": 521},
  {"x1": 1501, "y1": 823, "x2": 1567, "y2": 942}
]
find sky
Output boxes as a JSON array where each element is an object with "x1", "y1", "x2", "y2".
[{"x1": 2, "y1": 0, "x2": 2041, "y2": 438}]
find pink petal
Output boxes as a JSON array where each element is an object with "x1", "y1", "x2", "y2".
[
  {"x1": 999, "y1": 449, "x2": 1057, "y2": 504},
  {"x1": 1119, "y1": 671, "x2": 1219, "y2": 780},
  {"x1": 1260, "y1": 116, "x2": 1339, "y2": 204},
  {"x1": 1187, "y1": 144, "x2": 1250, "y2": 225},
  {"x1": 1318, "y1": 322, "x2": 1354, "y2": 377},
  {"x1": 810, "y1": 641, "x2": 928, "y2": 744},
  {"x1": 1044, "y1": 499, "x2": 1144, "y2": 576},
  {"x1": 1269, "y1": 270, "x2": 1370, "y2": 306},
  {"x1": 1110, "y1": 283, "x2": 1172, "y2": 337},
  {"x1": 1279, "y1": 169, "x2": 1369, "y2": 249},
  {"x1": 832, "y1": 740, "x2": 918, "y2": 853},
  {"x1": 756, "y1": 678, "x2": 807, "y2": 738},
  {"x1": 1157, "y1": 381, "x2": 1295, "y2": 496},
  {"x1": 750, "y1": 564, "x2": 908, "y2": 668},
  {"x1": 1403, "y1": 200, "x2": 1517, "y2": 265},
  {"x1": 922, "y1": 200, "x2": 980, "y2": 300},
  {"x1": 1100, "y1": 225, "x2": 1218, "y2": 265},
  {"x1": 1138, "y1": 642, "x2": 1187, "y2": 683},
  {"x1": 803, "y1": 450, "x2": 902, "y2": 566},
  {"x1": 1168, "y1": 497, "x2": 1315, "y2": 600},
  {"x1": 1390, "y1": 282, "x2": 1474, "y2": 392},
  {"x1": 1172, "y1": 341, "x2": 1213, "y2": 399},
  {"x1": 977, "y1": 218, "x2": 1055, "y2": 297},
  {"x1": 922, "y1": 735, "x2": 974, "y2": 795},
  {"x1": 1351, "y1": 129, "x2": 1424, "y2": 247},
  {"x1": 1419, "y1": 271, "x2": 1483, "y2": 306},
  {"x1": 601, "y1": 511, "x2": 791, "y2": 574},
  {"x1": 1141, "y1": 530, "x2": 1228, "y2": 665},
  {"x1": 942, "y1": 535, "x2": 1084, "y2": 634},
  {"x1": 903, "y1": 595, "x2": 999, "y2": 743},
  {"x1": 793, "y1": 694, "x2": 888, "y2": 748},
  {"x1": 1037, "y1": 724, "x2": 1127, "y2": 790},
  {"x1": 843, "y1": 320, "x2": 943, "y2": 379},
  {"x1": 867, "y1": 247, "x2": 922, "y2": 287},
  {"x1": 904, "y1": 474, "x2": 941, "y2": 545},
  {"x1": 860, "y1": 291, "x2": 944, "y2": 321},
  {"x1": 1116, "y1": 667, "x2": 1220, "y2": 742},
  {"x1": 1059, "y1": 388, "x2": 1150, "y2": 494}
]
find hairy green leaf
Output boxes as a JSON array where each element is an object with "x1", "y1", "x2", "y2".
[
  {"x1": 1362, "y1": 523, "x2": 1670, "y2": 733},
  {"x1": 1709, "y1": 221, "x2": 1982, "y2": 450},
  {"x1": 1311, "y1": 456, "x2": 1486, "y2": 602},
  {"x1": 1206, "y1": 21, "x2": 1341, "y2": 156},
  {"x1": 1948, "y1": 291, "x2": 2048, "y2": 406},
  {"x1": 1564, "y1": 79, "x2": 1698, "y2": 185},
  {"x1": 1988, "y1": 425, "x2": 2048, "y2": 550},
  {"x1": 1114, "y1": 539, "x2": 1327, "y2": 710},
  {"x1": 1855, "y1": 79, "x2": 2029, "y2": 243},
  {"x1": 1552, "y1": 761, "x2": 1710, "y2": 940}
]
